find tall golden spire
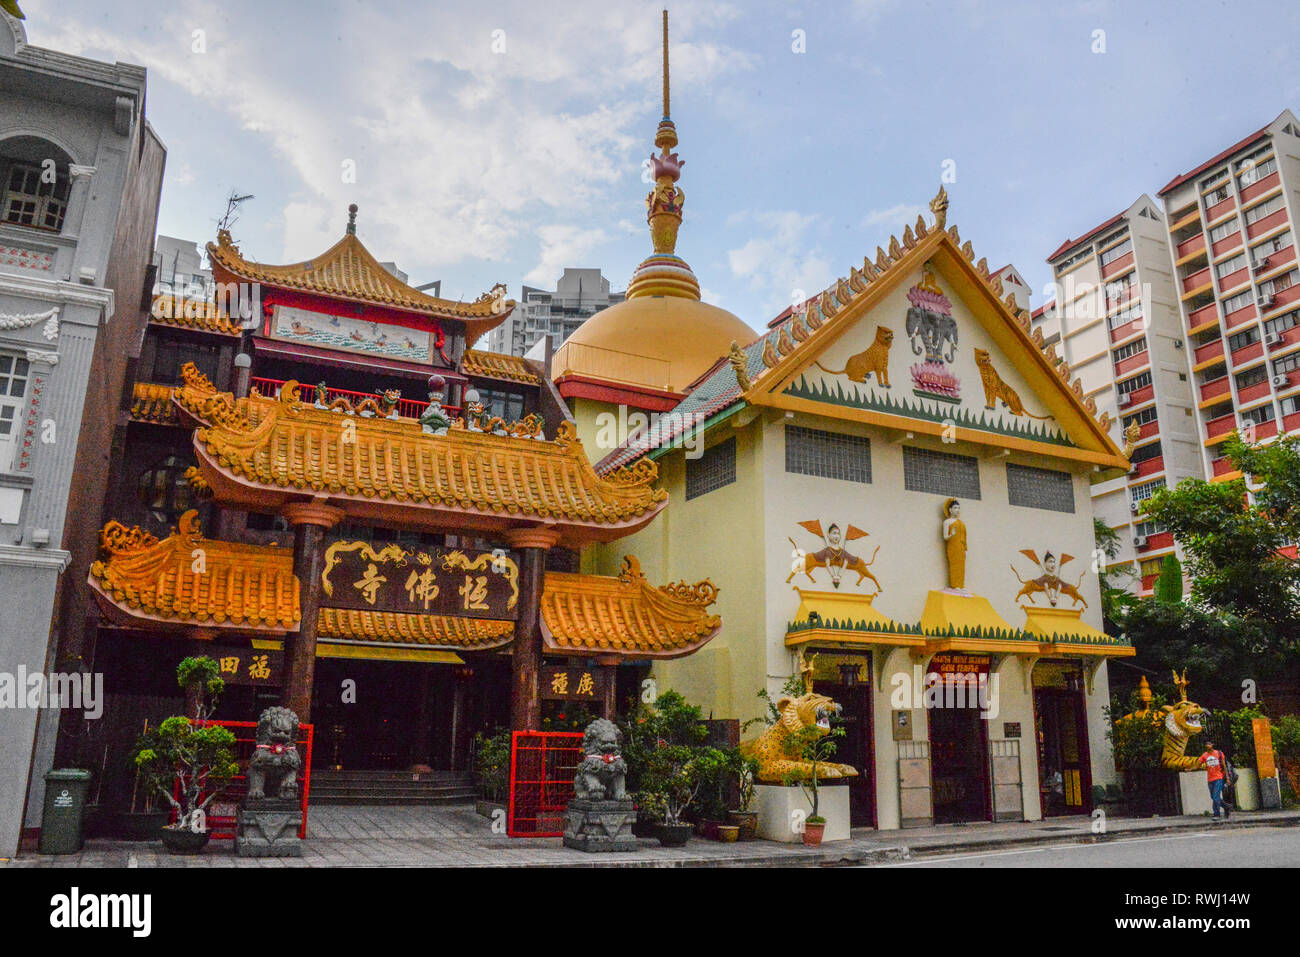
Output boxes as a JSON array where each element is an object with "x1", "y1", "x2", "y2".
[{"x1": 628, "y1": 9, "x2": 700, "y2": 301}]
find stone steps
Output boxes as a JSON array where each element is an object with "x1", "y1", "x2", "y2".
[{"x1": 308, "y1": 770, "x2": 477, "y2": 806}]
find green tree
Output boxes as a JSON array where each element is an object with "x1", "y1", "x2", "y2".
[
  {"x1": 1153, "y1": 554, "x2": 1184, "y2": 605},
  {"x1": 1143, "y1": 433, "x2": 1300, "y2": 654},
  {"x1": 1094, "y1": 517, "x2": 1136, "y2": 630}
]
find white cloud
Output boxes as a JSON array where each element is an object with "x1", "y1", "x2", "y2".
[
  {"x1": 861, "y1": 203, "x2": 923, "y2": 230},
  {"x1": 524, "y1": 225, "x2": 611, "y2": 286},
  {"x1": 726, "y1": 210, "x2": 833, "y2": 318}
]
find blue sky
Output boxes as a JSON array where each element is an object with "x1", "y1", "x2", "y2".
[{"x1": 22, "y1": 0, "x2": 1300, "y2": 332}]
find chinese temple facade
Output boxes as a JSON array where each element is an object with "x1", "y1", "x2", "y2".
[
  {"x1": 558, "y1": 19, "x2": 1137, "y2": 831},
  {"x1": 68, "y1": 207, "x2": 721, "y2": 806}
]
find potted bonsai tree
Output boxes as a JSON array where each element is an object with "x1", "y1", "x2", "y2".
[
  {"x1": 782, "y1": 723, "x2": 847, "y2": 846},
  {"x1": 132, "y1": 657, "x2": 239, "y2": 854},
  {"x1": 729, "y1": 756, "x2": 760, "y2": 841}
]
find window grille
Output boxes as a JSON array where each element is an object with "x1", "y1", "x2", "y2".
[
  {"x1": 785, "y1": 425, "x2": 871, "y2": 483},
  {"x1": 686, "y1": 436, "x2": 736, "y2": 500},
  {"x1": 902, "y1": 445, "x2": 981, "y2": 499},
  {"x1": 1006, "y1": 463, "x2": 1074, "y2": 513}
]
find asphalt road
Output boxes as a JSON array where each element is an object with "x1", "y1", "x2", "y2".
[{"x1": 876, "y1": 825, "x2": 1300, "y2": 867}]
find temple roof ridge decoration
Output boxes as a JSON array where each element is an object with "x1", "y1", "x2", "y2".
[
  {"x1": 148, "y1": 293, "x2": 243, "y2": 336},
  {"x1": 206, "y1": 210, "x2": 516, "y2": 336},
  {"x1": 88, "y1": 515, "x2": 720, "y2": 659},
  {"x1": 173, "y1": 364, "x2": 668, "y2": 544},
  {"x1": 594, "y1": 186, "x2": 1129, "y2": 474}
]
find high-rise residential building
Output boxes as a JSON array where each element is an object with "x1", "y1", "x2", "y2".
[
  {"x1": 152, "y1": 234, "x2": 213, "y2": 300},
  {"x1": 488, "y1": 267, "x2": 625, "y2": 356},
  {"x1": 1044, "y1": 195, "x2": 1202, "y2": 595},
  {"x1": 1159, "y1": 110, "x2": 1300, "y2": 484}
]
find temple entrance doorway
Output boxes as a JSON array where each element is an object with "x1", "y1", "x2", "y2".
[
  {"x1": 926, "y1": 654, "x2": 992, "y2": 825},
  {"x1": 1033, "y1": 660, "x2": 1091, "y2": 816},
  {"x1": 809, "y1": 651, "x2": 876, "y2": 827}
]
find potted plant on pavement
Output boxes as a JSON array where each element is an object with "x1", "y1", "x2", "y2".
[
  {"x1": 728, "y1": 756, "x2": 760, "y2": 841},
  {"x1": 131, "y1": 657, "x2": 239, "y2": 854},
  {"x1": 782, "y1": 723, "x2": 847, "y2": 847},
  {"x1": 1272, "y1": 714, "x2": 1300, "y2": 798},
  {"x1": 1225, "y1": 705, "x2": 1265, "y2": 809},
  {"x1": 471, "y1": 728, "x2": 511, "y2": 817}
]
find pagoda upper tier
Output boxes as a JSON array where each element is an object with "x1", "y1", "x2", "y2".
[
  {"x1": 174, "y1": 365, "x2": 667, "y2": 546},
  {"x1": 207, "y1": 209, "x2": 514, "y2": 347}
]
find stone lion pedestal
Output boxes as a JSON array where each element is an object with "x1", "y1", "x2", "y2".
[
  {"x1": 563, "y1": 798, "x2": 638, "y2": 852},
  {"x1": 755, "y1": 784, "x2": 851, "y2": 843},
  {"x1": 236, "y1": 798, "x2": 303, "y2": 858}
]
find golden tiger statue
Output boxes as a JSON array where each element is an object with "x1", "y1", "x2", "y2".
[
  {"x1": 974, "y1": 348, "x2": 1053, "y2": 420},
  {"x1": 1161, "y1": 671, "x2": 1207, "y2": 771},
  {"x1": 814, "y1": 326, "x2": 893, "y2": 387},
  {"x1": 741, "y1": 691, "x2": 858, "y2": 784}
]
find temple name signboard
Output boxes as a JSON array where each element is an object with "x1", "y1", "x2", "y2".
[
  {"x1": 540, "y1": 667, "x2": 609, "y2": 702},
  {"x1": 322, "y1": 542, "x2": 520, "y2": 621},
  {"x1": 190, "y1": 645, "x2": 283, "y2": 687}
]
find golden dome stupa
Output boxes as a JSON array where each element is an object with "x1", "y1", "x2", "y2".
[{"x1": 553, "y1": 10, "x2": 753, "y2": 397}]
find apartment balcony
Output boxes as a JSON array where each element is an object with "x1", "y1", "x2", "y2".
[
  {"x1": 1113, "y1": 350, "x2": 1150, "y2": 377},
  {"x1": 1252, "y1": 419, "x2": 1279, "y2": 441},
  {"x1": 1206, "y1": 196, "x2": 1237, "y2": 222},
  {"x1": 1119, "y1": 383, "x2": 1155, "y2": 408},
  {"x1": 1211, "y1": 232, "x2": 1243, "y2": 258},
  {"x1": 1134, "y1": 418, "x2": 1160, "y2": 441},
  {"x1": 1240, "y1": 171, "x2": 1282, "y2": 204},
  {"x1": 1109, "y1": 317, "x2": 1145, "y2": 343},
  {"x1": 1247, "y1": 208, "x2": 1289, "y2": 240},
  {"x1": 1270, "y1": 324, "x2": 1300, "y2": 353},
  {"x1": 1133, "y1": 454, "x2": 1165, "y2": 479},
  {"x1": 1140, "y1": 573, "x2": 1158, "y2": 592},
  {"x1": 1283, "y1": 411, "x2": 1300, "y2": 434},
  {"x1": 1169, "y1": 207, "x2": 1201, "y2": 232},
  {"x1": 1224, "y1": 302, "x2": 1258, "y2": 329},
  {"x1": 1187, "y1": 300, "x2": 1220, "y2": 332},
  {"x1": 1181, "y1": 266, "x2": 1212, "y2": 295},
  {"x1": 1263, "y1": 283, "x2": 1300, "y2": 314},
  {"x1": 1217, "y1": 267, "x2": 1250, "y2": 293},
  {"x1": 1137, "y1": 530, "x2": 1174, "y2": 552},
  {"x1": 1194, "y1": 337, "x2": 1225, "y2": 365},
  {"x1": 1101, "y1": 251, "x2": 1135, "y2": 280},
  {"x1": 1199, "y1": 377, "x2": 1231, "y2": 403},
  {"x1": 1205, "y1": 412, "x2": 1237, "y2": 440},
  {"x1": 1237, "y1": 379, "x2": 1272, "y2": 405},
  {"x1": 1211, "y1": 455, "x2": 1235, "y2": 477},
  {"x1": 1175, "y1": 233, "x2": 1206, "y2": 260},
  {"x1": 1257, "y1": 244, "x2": 1297, "y2": 275},
  {"x1": 1230, "y1": 340, "x2": 1264, "y2": 366}
]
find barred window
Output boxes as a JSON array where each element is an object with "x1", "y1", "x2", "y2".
[
  {"x1": 1130, "y1": 478, "x2": 1165, "y2": 503},
  {"x1": 686, "y1": 436, "x2": 735, "y2": 501},
  {"x1": 1130, "y1": 440, "x2": 1163, "y2": 464},
  {"x1": 1006, "y1": 463, "x2": 1074, "y2": 513},
  {"x1": 1228, "y1": 327, "x2": 1260, "y2": 352},
  {"x1": 1112, "y1": 336, "x2": 1148, "y2": 363},
  {"x1": 1235, "y1": 365, "x2": 1267, "y2": 390},
  {"x1": 1272, "y1": 352, "x2": 1300, "y2": 377},
  {"x1": 785, "y1": 425, "x2": 871, "y2": 483},
  {"x1": 902, "y1": 445, "x2": 981, "y2": 500},
  {"x1": 1116, "y1": 370, "x2": 1152, "y2": 395},
  {"x1": 1122, "y1": 405, "x2": 1158, "y2": 430},
  {"x1": 1240, "y1": 403, "x2": 1275, "y2": 425}
]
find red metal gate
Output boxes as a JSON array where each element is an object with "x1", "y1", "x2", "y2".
[
  {"x1": 507, "y1": 731, "x2": 582, "y2": 837},
  {"x1": 172, "y1": 720, "x2": 314, "y2": 839}
]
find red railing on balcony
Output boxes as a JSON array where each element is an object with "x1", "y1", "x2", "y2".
[
  {"x1": 1211, "y1": 456, "x2": 1235, "y2": 477},
  {"x1": 1284, "y1": 411, "x2": 1300, "y2": 435},
  {"x1": 1109, "y1": 318, "x2": 1145, "y2": 344},
  {"x1": 1134, "y1": 455, "x2": 1165, "y2": 478},
  {"x1": 1217, "y1": 268, "x2": 1250, "y2": 293},
  {"x1": 1199, "y1": 377, "x2": 1232, "y2": 403},
  {"x1": 250, "y1": 376, "x2": 461, "y2": 420},
  {"x1": 1256, "y1": 245, "x2": 1296, "y2": 274},
  {"x1": 1120, "y1": 384, "x2": 1155, "y2": 409},
  {"x1": 1140, "y1": 573, "x2": 1158, "y2": 593},
  {"x1": 1135, "y1": 419, "x2": 1160, "y2": 441},
  {"x1": 1253, "y1": 419, "x2": 1279, "y2": 441},
  {"x1": 1194, "y1": 338, "x2": 1225, "y2": 365},
  {"x1": 1225, "y1": 303, "x2": 1258, "y2": 328},
  {"x1": 1267, "y1": 282, "x2": 1300, "y2": 313},
  {"x1": 1182, "y1": 267, "x2": 1212, "y2": 294},
  {"x1": 1145, "y1": 531, "x2": 1174, "y2": 551},
  {"x1": 1237, "y1": 379, "x2": 1272, "y2": 405},
  {"x1": 1176, "y1": 233, "x2": 1206, "y2": 259},
  {"x1": 1247, "y1": 209, "x2": 1289, "y2": 240},
  {"x1": 1230, "y1": 341, "x2": 1264, "y2": 366},
  {"x1": 1240, "y1": 171, "x2": 1281, "y2": 204},
  {"x1": 1206, "y1": 197, "x2": 1236, "y2": 222},
  {"x1": 1187, "y1": 301, "x2": 1220, "y2": 331},
  {"x1": 1205, "y1": 412, "x2": 1237, "y2": 439},
  {"x1": 1101, "y1": 251, "x2": 1135, "y2": 280},
  {"x1": 1210, "y1": 232, "x2": 1242, "y2": 258},
  {"x1": 1114, "y1": 350, "x2": 1150, "y2": 377}
]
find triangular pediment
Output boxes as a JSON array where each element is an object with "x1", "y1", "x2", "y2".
[{"x1": 745, "y1": 217, "x2": 1127, "y2": 468}]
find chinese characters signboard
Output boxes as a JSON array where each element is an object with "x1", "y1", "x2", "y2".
[
  {"x1": 181, "y1": 644, "x2": 283, "y2": 687},
  {"x1": 321, "y1": 541, "x2": 520, "y2": 620},
  {"x1": 540, "y1": 667, "x2": 609, "y2": 702}
]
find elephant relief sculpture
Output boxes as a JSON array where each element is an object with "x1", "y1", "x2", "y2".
[{"x1": 906, "y1": 304, "x2": 959, "y2": 366}]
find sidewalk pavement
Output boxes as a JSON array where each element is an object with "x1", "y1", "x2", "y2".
[{"x1": 5, "y1": 805, "x2": 1298, "y2": 868}]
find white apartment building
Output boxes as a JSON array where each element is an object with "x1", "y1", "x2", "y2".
[{"x1": 488, "y1": 267, "x2": 625, "y2": 356}]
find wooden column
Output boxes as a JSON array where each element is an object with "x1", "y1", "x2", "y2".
[
  {"x1": 448, "y1": 671, "x2": 469, "y2": 772},
  {"x1": 281, "y1": 501, "x2": 343, "y2": 724},
  {"x1": 598, "y1": 656, "x2": 620, "y2": 721},
  {"x1": 506, "y1": 527, "x2": 559, "y2": 731}
]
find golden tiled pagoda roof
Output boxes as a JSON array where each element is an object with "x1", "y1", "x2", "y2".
[
  {"x1": 461, "y1": 348, "x2": 541, "y2": 385},
  {"x1": 179, "y1": 374, "x2": 667, "y2": 543},
  {"x1": 540, "y1": 556, "x2": 720, "y2": 659},
  {"x1": 207, "y1": 228, "x2": 514, "y2": 343},
  {"x1": 148, "y1": 294, "x2": 243, "y2": 336},
  {"x1": 88, "y1": 517, "x2": 717, "y2": 659},
  {"x1": 129, "y1": 382, "x2": 181, "y2": 425}
]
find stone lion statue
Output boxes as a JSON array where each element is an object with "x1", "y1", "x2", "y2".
[
  {"x1": 246, "y1": 706, "x2": 302, "y2": 801},
  {"x1": 741, "y1": 692, "x2": 858, "y2": 783},
  {"x1": 573, "y1": 718, "x2": 628, "y2": 801}
]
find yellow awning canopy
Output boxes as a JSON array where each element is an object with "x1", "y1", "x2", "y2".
[
  {"x1": 784, "y1": 588, "x2": 924, "y2": 649},
  {"x1": 1022, "y1": 606, "x2": 1136, "y2": 657}
]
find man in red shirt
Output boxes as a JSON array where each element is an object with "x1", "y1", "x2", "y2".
[{"x1": 1201, "y1": 739, "x2": 1231, "y2": 820}]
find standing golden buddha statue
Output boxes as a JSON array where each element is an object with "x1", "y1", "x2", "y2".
[{"x1": 941, "y1": 498, "x2": 967, "y2": 590}]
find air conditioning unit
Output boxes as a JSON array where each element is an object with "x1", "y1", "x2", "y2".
[
  {"x1": 1258, "y1": 293, "x2": 1277, "y2": 309},
  {"x1": 1272, "y1": 374, "x2": 1290, "y2": 388},
  {"x1": 1129, "y1": 500, "x2": 1141, "y2": 514},
  {"x1": 1133, "y1": 535, "x2": 1148, "y2": 548},
  {"x1": 1118, "y1": 392, "x2": 1133, "y2": 408},
  {"x1": 1266, "y1": 331, "x2": 1283, "y2": 346}
]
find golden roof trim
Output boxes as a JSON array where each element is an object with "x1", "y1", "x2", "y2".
[
  {"x1": 539, "y1": 556, "x2": 721, "y2": 659},
  {"x1": 129, "y1": 382, "x2": 181, "y2": 425},
  {"x1": 149, "y1": 294, "x2": 242, "y2": 336},
  {"x1": 207, "y1": 228, "x2": 515, "y2": 325},
  {"x1": 461, "y1": 348, "x2": 542, "y2": 385}
]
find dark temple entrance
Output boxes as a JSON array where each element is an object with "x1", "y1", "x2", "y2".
[
  {"x1": 810, "y1": 651, "x2": 875, "y2": 828},
  {"x1": 1033, "y1": 660, "x2": 1092, "y2": 816},
  {"x1": 927, "y1": 654, "x2": 992, "y2": 825}
]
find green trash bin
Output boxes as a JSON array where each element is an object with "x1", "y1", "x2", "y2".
[{"x1": 39, "y1": 769, "x2": 92, "y2": 855}]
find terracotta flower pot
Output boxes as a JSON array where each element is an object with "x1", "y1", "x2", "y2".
[
  {"x1": 802, "y1": 821, "x2": 826, "y2": 847},
  {"x1": 728, "y1": 810, "x2": 758, "y2": 841},
  {"x1": 717, "y1": 825, "x2": 740, "y2": 843}
]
